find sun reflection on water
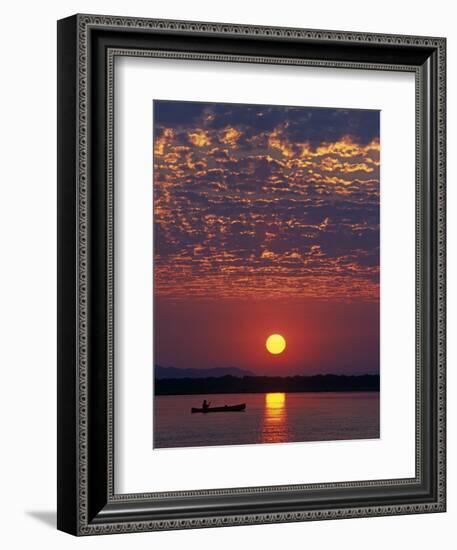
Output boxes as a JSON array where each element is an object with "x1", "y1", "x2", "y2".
[
  {"x1": 261, "y1": 393, "x2": 288, "y2": 443},
  {"x1": 266, "y1": 392, "x2": 286, "y2": 409}
]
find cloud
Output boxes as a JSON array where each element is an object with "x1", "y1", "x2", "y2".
[{"x1": 153, "y1": 101, "x2": 380, "y2": 302}]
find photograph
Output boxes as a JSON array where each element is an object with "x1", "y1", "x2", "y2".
[{"x1": 153, "y1": 100, "x2": 381, "y2": 449}]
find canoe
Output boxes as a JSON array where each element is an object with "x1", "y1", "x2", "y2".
[{"x1": 191, "y1": 403, "x2": 246, "y2": 413}]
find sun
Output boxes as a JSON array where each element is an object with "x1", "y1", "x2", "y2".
[{"x1": 266, "y1": 334, "x2": 286, "y2": 355}]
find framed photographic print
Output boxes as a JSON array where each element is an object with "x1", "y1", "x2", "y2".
[{"x1": 57, "y1": 14, "x2": 446, "y2": 535}]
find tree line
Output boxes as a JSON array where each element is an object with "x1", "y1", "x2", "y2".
[{"x1": 155, "y1": 373, "x2": 380, "y2": 395}]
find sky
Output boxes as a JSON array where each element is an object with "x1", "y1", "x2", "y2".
[{"x1": 153, "y1": 100, "x2": 380, "y2": 376}]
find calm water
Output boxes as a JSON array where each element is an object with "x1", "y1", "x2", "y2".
[{"x1": 154, "y1": 392, "x2": 379, "y2": 449}]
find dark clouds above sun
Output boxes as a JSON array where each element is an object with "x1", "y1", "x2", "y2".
[{"x1": 153, "y1": 100, "x2": 380, "y2": 302}]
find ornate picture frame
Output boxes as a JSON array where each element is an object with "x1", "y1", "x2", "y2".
[{"x1": 57, "y1": 14, "x2": 446, "y2": 535}]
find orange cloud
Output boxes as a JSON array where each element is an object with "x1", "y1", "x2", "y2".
[
  {"x1": 154, "y1": 127, "x2": 174, "y2": 156},
  {"x1": 268, "y1": 128, "x2": 294, "y2": 158},
  {"x1": 187, "y1": 129, "x2": 211, "y2": 147},
  {"x1": 220, "y1": 126, "x2": 243, "y2": 145}
]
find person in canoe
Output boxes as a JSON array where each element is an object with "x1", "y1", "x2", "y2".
[{"x1": 202, "y1": 399, "x2": 211, "y2": 411}]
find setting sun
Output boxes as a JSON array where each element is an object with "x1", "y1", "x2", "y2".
[{"x1": 266, "y1": 334, "x2": 286, "y2": 355}]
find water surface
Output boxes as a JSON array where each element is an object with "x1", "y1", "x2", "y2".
[{"x1": 154, "y1": 391, "x2": 379, "y2": 449}]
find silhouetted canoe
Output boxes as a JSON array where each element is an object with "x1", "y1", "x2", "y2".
[{"x1": 191, "y1": 403, "x2": 246, "y2": 413}]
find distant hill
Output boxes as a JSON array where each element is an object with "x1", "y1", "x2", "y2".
[{"x1": 154, "y1": 365, "x2": 254, "y2": 379}]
